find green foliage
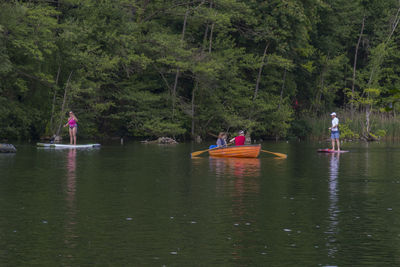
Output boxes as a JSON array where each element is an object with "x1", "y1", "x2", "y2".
[
  {"x1": 1, "y1": 0, "x2": 400, "y2": 141},
  {"x1": 338, "y1": 123, "x2": 359, "y2": 140},
  {"x1": 141, "y1": 119, "x2": 186, "y2": 138},
  {"x1": 302, "y1": 110, "x2": 400, "y2": 141},
  {"x1": 0, "y1": 97, "x2": 33, "y2": 139},
  {"x1": 374, "y1": 129, "x2": 387, "y2": 138},
  {"x1": 288, "y1": 119, "x2": 312, "y2": 140}
]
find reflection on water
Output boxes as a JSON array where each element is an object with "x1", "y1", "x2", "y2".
[
  {"x1": 66, "y1": 149, "x2": 77, "y2": 209},
  {"x1": 209, "y1": 157, "x2": 261, "y2": 261},
  {"x1": 0, "y1": 153, "x2": 15, "y2": 168},
  {"x1": 209, "y1": 157, "x2": 261, "y2": 178},
  {"x1": 327, "y1": 153, "x2": 340, "y2": 258},
  {"x1": 3, "y1": 142, "x2": 400, "y2": 266},
  {"x1": 64, "y1": 149, "x2": 77, "y2": 261},
  {"x1": 209, "y1": 157, "x2": 261, "y2": 198}
]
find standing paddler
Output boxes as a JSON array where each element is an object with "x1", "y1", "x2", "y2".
[
  {"x1": 328, "y1": 112, "x2": 340, "y2": 151},
  {"x1": 64, "y1": 111, "x2": 78, "y2": 145}
]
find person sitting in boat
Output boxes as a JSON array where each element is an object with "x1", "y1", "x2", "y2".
[
  {"x1": 216, "y1": 132, "x2": 227, "y2": 148},
  {"x1": 64, "y1": 111, "x2": 78, "y2": 145},
  {"x1": 229, "y1": 130, "x2": 245, "y2": 146}
]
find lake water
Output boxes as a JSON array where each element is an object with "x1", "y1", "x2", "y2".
[{"x1": 1, "y1": 141, "x2": 400, "y2": 266}]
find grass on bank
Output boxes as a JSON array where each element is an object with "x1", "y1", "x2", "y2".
[{"x1": 300, "y1": 110, "x2": 400, "y2": 141}]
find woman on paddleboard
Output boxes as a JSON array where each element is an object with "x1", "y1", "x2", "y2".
[
  {"x1": 328, "y1": 112, "x2": 340, "y2": 151},
  {"x1": 64, "y1": 111, "x2": 78, "y2": 145}
]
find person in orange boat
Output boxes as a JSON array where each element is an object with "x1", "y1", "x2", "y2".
[
  {"x1": 229, "y1": 130, "x2": 245, "y2": 146},
  {"x1": 216, "y1": 132, "x2": 227, "y2": 147}
]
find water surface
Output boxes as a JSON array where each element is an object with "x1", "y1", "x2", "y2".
[{"x1": 1, "y1": 141, "x2": 400, "y2": 266}]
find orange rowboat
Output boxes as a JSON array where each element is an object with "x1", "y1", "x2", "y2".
[{"x1": 208, "y1": 144, "x2": 261, "y2": 158}]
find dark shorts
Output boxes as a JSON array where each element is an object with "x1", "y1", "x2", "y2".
[
  {"x1": 69, "y1": 126, "x2": 78, "y2": 134},
  {"x1": 331, "y1": 131, "x2": 340, "y2": 139}
]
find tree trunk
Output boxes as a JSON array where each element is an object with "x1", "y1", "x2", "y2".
[
  {"x1": 191, "y1": 1, "x2": 213, "y2": 139},
  {"x1": 386, "y1": 6, "x2": 400, "y2": 43},
  {"x1": 351, "y1": 15, "x2": 365, "y2": 117},
  {"x1": 50, "y1": 65, "x2": 61, "y2": 134},
  {"x1": 343, "y1": 63, "x2": 348, "y2": 111},
  {"x1": 278, "y1": 69, "x2": 287, "y2": 110},
  {"x1": 364, "y1": 8, "x2": 400, "y2": 138},
  {"x1": 317, "y1": 63, "x2": 327, "y2": 113},
  {"x1": 56, "y1": 71, "x2": 73, "y2": 137},
  {"x1": 154, "y1": 65, "x2": 172, "y2": 92},
  {"x1": 365, "y1": 107, "x2": 371, "y2": 137},
  {"x1": 208, "y1": 23, "x2": 214, "y2": 54},
  {"x1": 394, "y1": 105, "x2": 396, "y2": 118},
  {"x1": 368, "y1": 7, "x2": 400, "y2": 87},
  {"x1": 207, "y1": 1, "x2": 214, "y2": 54},
  {"x1": 172, "y1": 6, "x2": 190, "y2": 118},
  {"x1": 203, "y1": 24, "x2": 209, "y2": 45},
  {"x1": 191, "y1": 80, "x2": 198, "y2": 138},
  {"x1": 253, "y1": 41, "x2": 269, "y2": 101}
]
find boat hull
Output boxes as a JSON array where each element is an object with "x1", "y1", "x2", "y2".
[{"x1": 209, "y1": 144, "x2": 261, "y2": 158}]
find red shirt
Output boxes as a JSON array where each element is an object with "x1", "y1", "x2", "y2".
[{"x1": 235, "y1": 136, "x2": 245, "y2": 146}]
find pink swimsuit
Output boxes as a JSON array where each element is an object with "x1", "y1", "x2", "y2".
[{"x1": 68, "y1": 118, "x2": 77, "y2": 128}]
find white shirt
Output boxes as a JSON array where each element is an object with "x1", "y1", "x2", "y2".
[{"x1": 331, "y1": 117, "x2": 339, "y2": 131}]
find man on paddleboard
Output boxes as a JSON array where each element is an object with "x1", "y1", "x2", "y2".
[{"x1": 328, "y1": 112, "x2": 340, "y2": 151}]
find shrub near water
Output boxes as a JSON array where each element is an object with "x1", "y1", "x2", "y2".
[
  {"x1": 288, "y1": 119, "x2": 312, "y2": 140},
  {"x1": 338, "y1": 123, "x2": 359, "y2": 140},
  {"x1": 301, "y1": 111, "x2": 398, "y2": 141}
]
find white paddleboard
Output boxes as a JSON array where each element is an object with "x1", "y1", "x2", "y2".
[
  {"x1": 37, "y1": 143, "x2": 101, "y2": 148},
  {"x1": 317, "y1": 148, "x2": 349, "y2": 153}
]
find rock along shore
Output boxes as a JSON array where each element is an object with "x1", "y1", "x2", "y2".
[{"x1": 0, "y1": 144, "x2": 17, "y2": 153}]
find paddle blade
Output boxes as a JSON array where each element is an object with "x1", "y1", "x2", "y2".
[
  {"x1": 191, "y1": 149, "x2": 208, "y2": 157},
  {"x1": 274, "y1": 153, "x2": 287, "y2": 159},
  {"x1": 261, "y1": 149, "x2": 287, "y2": 159}
]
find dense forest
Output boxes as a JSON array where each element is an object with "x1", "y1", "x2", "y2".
[{"x1": 1, "y1": 0, "x2": 400, "y2": 141}]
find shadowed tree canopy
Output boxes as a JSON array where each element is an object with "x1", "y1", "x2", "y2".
[{"x1": 1, "y1": 0, "x2": 400, "y2": 140}]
